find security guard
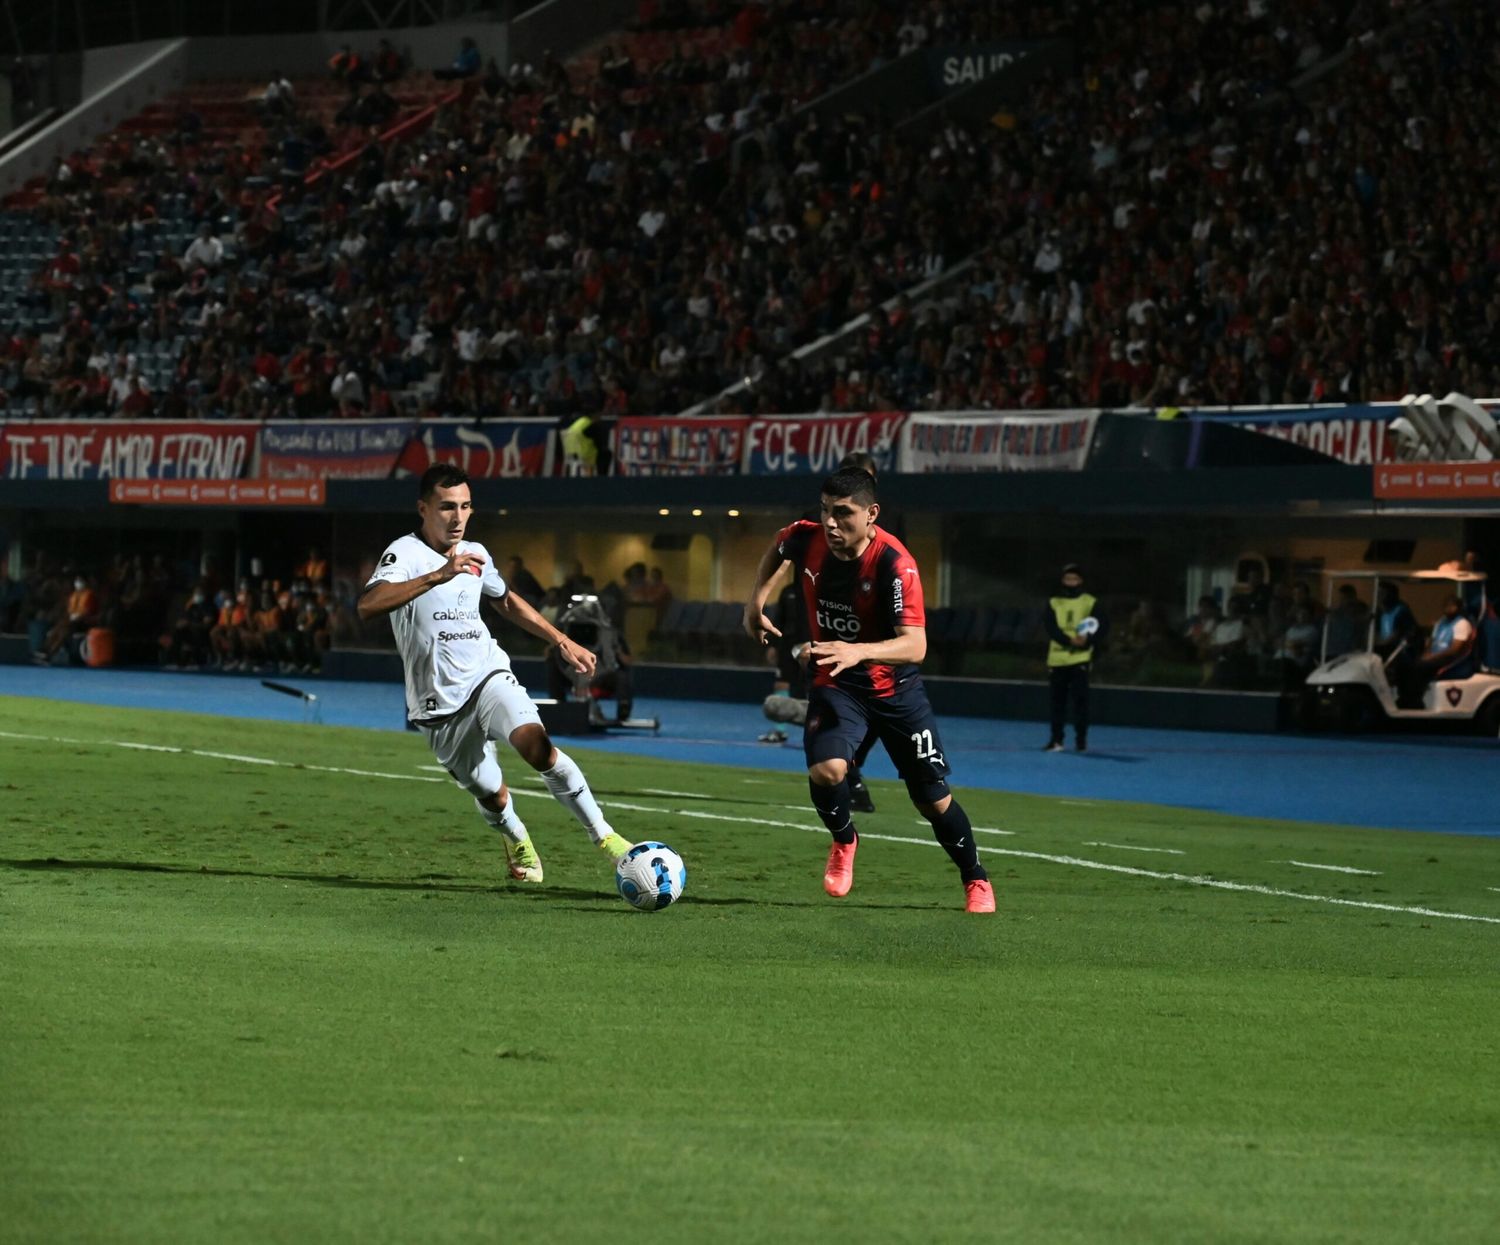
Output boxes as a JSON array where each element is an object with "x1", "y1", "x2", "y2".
[{"x1": 1043, "y1": 563, "x2": 1100, "y2": 752}]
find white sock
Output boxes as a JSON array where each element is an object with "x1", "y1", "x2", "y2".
[
  {"x1": 474, "y1": 795, "x2": 529, "y2": 844},
  {"x1": 539, "y1": 750, "x2": 613, "y2": 844}
]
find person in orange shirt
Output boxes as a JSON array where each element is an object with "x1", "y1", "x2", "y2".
[
  {"x1": 211, "y1": 589, "x2": 252, "y2": 669},
  {"x1": 242, "y1": 587, "x2": 286, "y2": 671},
  {"x1": 39, "y1": 574, "x2": 98, "y2": 661},
  {"x1": 295, "y1": 546, "x2": 330, "y2": 584}
]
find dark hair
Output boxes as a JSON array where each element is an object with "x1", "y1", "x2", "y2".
[
  {"x1": 419, "y1": 463, "x2": 470, "y2": 499},
  {"x1": 837, "y1": 451, "x2": 878, "y2": 480},
  {"x1": 821, "y1": 467, "x2": 877, "y2": 506}
]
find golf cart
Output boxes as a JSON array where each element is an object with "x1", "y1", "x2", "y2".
[
  {"x1": 1300, "y1": 567, "x2": 1500, "y2": 734},
  {"x1": 544, "y1": 593, "x2": 660, "y2": 733}
]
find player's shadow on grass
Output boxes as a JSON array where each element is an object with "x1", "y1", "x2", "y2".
[
  {"x1": 0, "y1": 856, "x2": 767, "y2": 907},
  {"x1": 1072, "y1": 752, "x2": 1143, "y2": 763}
]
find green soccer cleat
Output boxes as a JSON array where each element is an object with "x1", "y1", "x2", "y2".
[
  {"x1": 504, "y1": 834, "x2": 544, "y2": 883},
  {"x1": 598, "y1": 832, "x2": 634, "y2": 862}
]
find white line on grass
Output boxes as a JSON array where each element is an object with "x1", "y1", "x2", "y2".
[
  {"x1": 2, "y1": 729, "x2": 1493, "y2": 925},
  {"x1": 1280, "y1": 860, "x2": 1381, "y2": 876},
  {"x1": 1084, "y1": 841, "x2": 1186, "y2": 856},
  {"x1": 911, "y1": 819, "x2": 1015, "y2": 836}
]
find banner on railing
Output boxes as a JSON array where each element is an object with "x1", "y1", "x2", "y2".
[
  {"x1": 0, "y1": 420, "x2": 257, "y2": 480},
  {"x1": 1185, "y1": 405, "x2": 1399, "y2": 465},
  {"x1": 260, "y1": 419, "x2": 416, "y2": 479},
  {"x1": 110, "y1": 478, "x2": 326, "y2": 507},
  {"x1": 900, "y1": 411, "x2": 1098, "y2": 473},
  {"x1": 741, "y1": 411, "x2": 907, "y2": 476},
  {"x1": 615, "y1": 416, "x2": 750, "y2": 476},
  {"x1": 391, "y1": 418, "x2": 556, "y2": 478},
  {"x1": 1374, "y1": 463, "x2": 1500, "y2": 500}
]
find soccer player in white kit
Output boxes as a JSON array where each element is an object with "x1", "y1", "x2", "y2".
[{"x1": 357, "y1": 463, "x2": 633, "y2": 882}]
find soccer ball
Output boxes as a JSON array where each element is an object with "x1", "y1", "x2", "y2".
[{"x1": 615, "y1": 841, "x2": 687, "y2": 912}]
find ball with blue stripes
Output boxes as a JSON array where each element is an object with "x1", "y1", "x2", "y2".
[{"x1": 615, "y1": 841, "x2": 687, "y2": 912}]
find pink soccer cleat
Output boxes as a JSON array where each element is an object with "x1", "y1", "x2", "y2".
[{"x1": 823, "y1": 838, "x2": 857, "y2": 897}]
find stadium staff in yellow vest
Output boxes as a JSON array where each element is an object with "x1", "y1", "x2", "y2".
[
  {"x1": 560, "y1": 413, "x2": 600, "y2": 476},
  {"x1": 1044, "y1": 563, "x2": 1101, "y2": 753}
]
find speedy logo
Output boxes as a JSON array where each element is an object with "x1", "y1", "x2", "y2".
[{"x1": 437, "y1": 628, "x2": 484, "y2": 642}]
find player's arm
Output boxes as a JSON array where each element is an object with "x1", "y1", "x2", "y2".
[
  {"x1": 491, "y1": 588, "x2": 596, "y2": 675},
  {"x1": 810, "y1": 624, "x2": 926, "y2": 677},
  {"x1": 356, "y1": 546, "x2": 484, "y2": 620},
  {"x1": 743, "y1": 540, "x2": 790, "y2": 643}
]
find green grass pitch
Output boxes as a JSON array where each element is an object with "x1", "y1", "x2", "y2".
[{"x1": 2, "y1": 695, "x2": 1497, "y2": 1244}]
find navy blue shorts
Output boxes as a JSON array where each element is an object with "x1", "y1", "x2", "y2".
[{"x1": 803, "y1": 678, "x2": 951, "y2": 803}]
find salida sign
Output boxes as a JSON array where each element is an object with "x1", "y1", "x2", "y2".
[{"x1": 0, "y1": 420, "x2": 256, "y2": 480}]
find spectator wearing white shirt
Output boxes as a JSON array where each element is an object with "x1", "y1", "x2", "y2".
[
  {"x1": 331, "y1": 362, "x2": 366, "y2": 412},
  {"x1": 637, "y1": 204, "x2": 666, "y2": 239},
  {"x1": 183, "y1": 224, "x2": 224, "y2": 270},
  {"x1": 259, "y1": 72, "x2": 294, "y2": 119}
]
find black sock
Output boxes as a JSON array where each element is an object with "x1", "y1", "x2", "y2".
[
  {"x1": 810, "y1": 777, "x2": 856, "y2": 844},
  {"x1": 926, "y1": 799, "x2": 987, "y2": 883}
]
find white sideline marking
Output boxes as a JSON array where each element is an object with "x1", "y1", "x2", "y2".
[
  {"x1": 1488, "y1": 888, "x2": 1500, "y2": 894},
  {"x1": 418, "y1": 764, "x2": 447, "y2": 772},
  {"x1": 1281, "y1": 860, "x2": 1381, "y2": 876},
  {"x1": 1085, "y1": 841, "x2": 1186, "y2": 856},
  {"x1": 910, "y1": 819, "x2": 1014, "y2": 836},
  {"x1": 192, "y1": 750, "x2": 277, "y2": 765},
  {"x1": 637, "y1": 787, "x2": 713, "y2": 800},
  {"x1": 117, "y1": 741, "x2": 182, "y2": 752},
  {"x1": 2, "y1": 728, "x2": 1494, "y2": 926}
]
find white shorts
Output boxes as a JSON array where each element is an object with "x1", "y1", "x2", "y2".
[{"x1": 419, "y1": 668, "x2": 543, "y2": 798}]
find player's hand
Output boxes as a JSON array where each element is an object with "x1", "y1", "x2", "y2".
[
  {"x1": 555, "y1": 636, "x2": 597, "y2": 676},
  {"x1": 810, "y1": 639, "x2": 861, "y2": 677},
  {"x1": 1071, "y1": 635, "x2": 1089, "y2": 648},
  {"x1": 440, "y1": 547, "x2": 485, "y2": 581},
  {"x1": 744, "y1": 602, "x2": 781, "y2": 645}
]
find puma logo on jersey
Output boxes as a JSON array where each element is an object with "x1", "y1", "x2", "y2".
[{"x1": 804, "y1": 568, "x2": 820, "y2": 586}]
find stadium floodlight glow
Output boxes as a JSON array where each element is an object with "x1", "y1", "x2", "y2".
[
  {"x1": 692, "y1": 508, "x2": 703, "y2": 516},
  {"x1": 727, "y1": 509, "x2": 740, "y2": 517},
  {"x1": 658, "y1": 508, "x2": 670, "y2": 516}
]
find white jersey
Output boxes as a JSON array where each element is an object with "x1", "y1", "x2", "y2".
[{"x1": 365, "y1": 533, "x2": 513, "y2": 723}]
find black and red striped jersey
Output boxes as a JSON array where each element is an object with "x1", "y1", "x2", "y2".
[{"x1": 774, "y1": 519, "x2": 926, "y2": 698}]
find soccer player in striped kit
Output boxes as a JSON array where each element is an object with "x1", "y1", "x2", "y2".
[{"x1": 743, "y1": 468, "x2": 995, "y2": 913}]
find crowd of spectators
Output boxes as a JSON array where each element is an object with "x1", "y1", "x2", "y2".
[
  {"x1": 0, "y1": 2, "x2": 1074, "y2": 423},
  {"x1": 724, "y1": 0, "x2": 1500, "y2": 414},
  {"x1": 8, "y1": 544, "x2": 340, "y2": 673},
  {"x1": 2, "y1": 1, "x2": 1495, "y2": 428}
]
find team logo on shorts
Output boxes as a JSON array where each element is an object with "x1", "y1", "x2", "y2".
[
  {"x1": 860, "y1": 580, "x2": 872, "y2": 594},
  {"x1": 1446, "y1": 687, "x2": 1462, "y2": 706}
]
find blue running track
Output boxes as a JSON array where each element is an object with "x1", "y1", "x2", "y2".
[{"x1": 2, "y1": 666, "x2": 1495, "y2": 836}]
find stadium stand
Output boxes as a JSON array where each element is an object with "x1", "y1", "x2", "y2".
[{"x1": 1, "y1": 1, "x2": 1494, "y2": 425}]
